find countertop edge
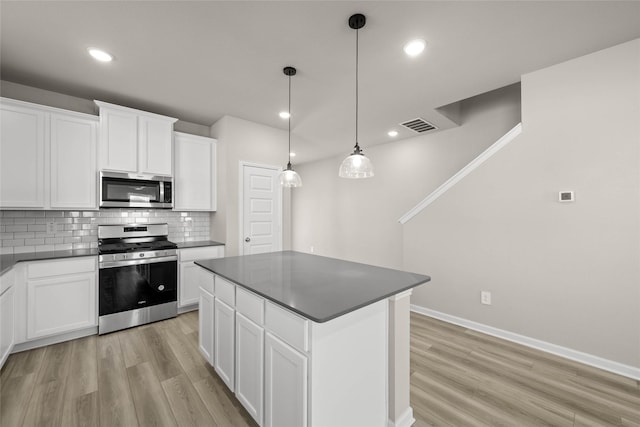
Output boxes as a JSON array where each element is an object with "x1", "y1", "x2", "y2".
[
  {"x1": 0, "y1": 249, "x2": 99, "y2": 276},
  {"x1": 195, "y1": 260, "x2": 431, "y2": 323}
]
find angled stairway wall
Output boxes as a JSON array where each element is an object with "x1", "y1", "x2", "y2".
[{"x1": 403, "y1": 39, "x2": 640, "y2": 374}]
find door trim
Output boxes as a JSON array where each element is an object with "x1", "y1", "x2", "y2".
[{"x1": 239, "y1": 161, "x2": 283, "y2": 256}]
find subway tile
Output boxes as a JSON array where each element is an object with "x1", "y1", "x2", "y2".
[
  {"x1": 29, "y1": 211, "x2": 46, "y2": 217},
  {"x1": 2, "y1": 239, "x2": 24, "y2": 247},
  {"x1": 25, "y1": 238, "x2": 45, "y2": 245},
  {"x1": 64, "y1": 236, "x2": 82, "y2": 244},
  {"x1": 81, "y1": 236, "x2": 95, "y2": 243},
  {"x1": 35, "y1": 232, "x2": 55, "y2": 238},
  {"x1": 66, "y1": 211, "x2": 80, "y2": 218},
  {"x1": 45, "y1": 237, "x2": 64, "y2": 245},
  {"x1": 35, "y1": 245, "x2": 55, "y2": 252},
  {"x1": 82, "y1": 224, "x2": 93, "y2": 230},
  {"x1": 14, "y1": 232, "x2": 35, "y2": 239},
  {"x1": 54, "y1": 243, "x2": 73, "y2": 251},
  {"x1": 65, "y1": 224, "x2": 82, "y2": 231},
  {"x1": 0, "y1": 247, "x2": 14, "y2": 255},
  {"x1": 45, "y1": 211, "x2": 64, "y2": 217},
  {"x1": 54, "y1": 230, "x2": 73, "y2": 237},
  {"x1": 27, "y1": 224, "x2": 46, "y2": 232},
  {"x1": 14, "y1": 218, "x2": 36, "y2": 224},
  {"x1": 82, "y1": 211, "x2": 96, "y2": 217},
  {"x1": 54, "y1": 218, "x2": 73, "y2": 224},
  {"x1": 0, "y1": 233, "x2": 14, "y2": 240},
  {"x1": 0, "y1": 226, "x2": 5, "y2": 232},
  {"x1": 14, "y1": 246, "x2": 35, "y2": 254},
  {"x1": 73, "y1": 243, "x2": 90, "y2": 249},
  {"x1": 4, "y1": 211, "x2": 26, "y2": 218}
]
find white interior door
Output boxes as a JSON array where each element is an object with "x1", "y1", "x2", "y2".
[{"x1": 241, "y1": 163, "x2": 282, "y2": 255}]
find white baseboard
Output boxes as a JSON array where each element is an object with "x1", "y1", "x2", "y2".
[
  {"x1": 387, "y1": 407, "x2": 415, "y2": 427},
  {"x1": 411, "y1": 305, "x2": 640, "y2": 381}
]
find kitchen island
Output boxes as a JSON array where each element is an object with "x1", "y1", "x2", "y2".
[{"x1": 195, "y1": 250, "x2": 430, "y2": 427}]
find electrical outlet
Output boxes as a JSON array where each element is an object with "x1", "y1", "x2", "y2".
[
  {"x1": 46, "y1": 221, "x2": 57, "y2": 234},
  {"x1": 481, "y1": 291, "x2": 492, "y2": 305}
]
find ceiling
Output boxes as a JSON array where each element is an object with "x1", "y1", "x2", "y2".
[{"x1": 2, "y1": 1, "x2": 640, "y2": 164}]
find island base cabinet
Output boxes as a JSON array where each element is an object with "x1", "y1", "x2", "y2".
[
  {"x1": 198, "y1": 288, "x2": 214, "y2": 364},
  {"x1": 265, "y1": 332, "x2": 308, "y2": 427},
  {"x1": 214, "y1": 298, "x2": 235, "y2": 391},
  {"x1": 235, "y1": 312, "x2": 264, "y2": 425}
]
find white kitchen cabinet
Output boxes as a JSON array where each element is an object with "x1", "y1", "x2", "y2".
[
  {"x1": 173, "y1": 132, "x2": 217, "y2": 211},
  {"x1": 0, "y1": 269, "x2": 16, "y2": 369},
  {"x1": 0, "y1": 98, "x2": 98, "y2": 210},
  {"x1": 178, "y1": 245, "x2": 225, "y2": 309},
  {"x1": 265, "y1": 332, "x2": 308, "y2": 427},
  {"x1": 0, "y1": 100, "x2": 46, "y2": 208},
  {"x1": 49, "y1": 112, "x2": 98, "y2": 209},
  {"x1": 214, "y1": 297, "x2": 235, "y2": 391},
  {"x1": 96, "y1": 101, "x2": 177, "y2": 176},
  {"x1": 199, "y1": 287, "x2": 215, "y2": 364},
  {"x1": 236, "y1": 312, "x2": 264, "y2": 425},
  {"x1": 24, "y1": 257, "x2": 97, "y2": 340}
]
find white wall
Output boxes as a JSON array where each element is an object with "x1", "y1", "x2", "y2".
[
  {"x1": 404, "y1": 39, "x2": 640, "y2": 369},
  {"x1": 210, "y1": 115, "x2": 291, "y2": 256},
  {"x1": 292, "y1": 84, "x2": 521, "y2": 269}
]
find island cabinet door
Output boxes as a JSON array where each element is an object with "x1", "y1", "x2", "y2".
[
  {"x1": 214, "y1": 298, "x2": 235, "y2": 391},
  {"x1": 198, "y1": 287, "x2": 214, "y2": 365},
  {"x1": 264, "y1": 332, "x2": 308, "y2": 427},
  {"x1": 235, "y1": 312, "x2": 264, "y2": 425}
]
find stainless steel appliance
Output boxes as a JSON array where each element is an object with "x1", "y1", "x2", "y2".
[
  {"x1": 98, "y1": 223, "x2": 178, "y2": 334},
  {"x1": 100, "y1": 171, "x2": 173, "y2": 209}
]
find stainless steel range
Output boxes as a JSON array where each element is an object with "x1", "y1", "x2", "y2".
[{"x1": 98, "y1": 223, "x2": 178, "y2": 334}]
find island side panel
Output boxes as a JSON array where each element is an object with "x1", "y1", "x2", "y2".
[
  {"x1": 309, "y1": 299, "x2": 388, "y2": 427},
  {"x1": 388, "y1": 290, "x2": 414, "y2": 427}
]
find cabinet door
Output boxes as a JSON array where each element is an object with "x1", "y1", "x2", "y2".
[
  {"x1": 0, "y1": 102, "x2": 45, "y2": 208},
  {"x1": 26, "y1": 272, "x2": 97, "y2": 339},
  {"x1": 236, "y1": 312, "x2": 264, "y2": 425},
  {"x1": 50, "y1": 113, "x2": 98, "y2": 209},
  {"x1": 139, "y1": 116, "x2": 173, "y2": 176},
  {"x1": 214, "y1": 298, "x2": 235, "y2": 391},
  {"x1": 99, "y1": 108, "x2": 138, "y2": 172},
  {"x1": 174, "y1": 132, "x2": 217, "y2": 210},
  {"x1": 179, "y1": 262, "x2": 201, "y2": 308},
  {"x1": 265, "y1": 332, "x2": 308, "y2": 427},
  {"x1": 0, "y1": 286, "x2": 15, "y2": 369},
  {"x1": 198, "y1": 287, "x2": 214, "y2": 365}
]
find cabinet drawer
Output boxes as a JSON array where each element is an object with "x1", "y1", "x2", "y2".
[
  {"x1": 198, "y1": 268, "x2": 215, "y2": 294},
  {"x1": 27, "y1": 256, "x2": 96, "y2": 279},
  {"x1": 236, "y1": 287, "x2": 264, "y2": 324},
  {"x1": 265, "y1": 301, "x2": 309, "y2": 353},
  {"x1": 179, "y1": 246, "x2": 224, "y2": 262},
  {"x1": 215, "y1": 276, "x2": 235, "y2": 307}
]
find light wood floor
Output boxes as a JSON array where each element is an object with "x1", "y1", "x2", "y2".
[{"x1": 1, "y1": 311, "x2": 639, "y2": 426}]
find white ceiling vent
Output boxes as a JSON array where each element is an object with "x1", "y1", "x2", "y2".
[{"x1": 401, "y1": 118, "x2": 437, "y2": 133}]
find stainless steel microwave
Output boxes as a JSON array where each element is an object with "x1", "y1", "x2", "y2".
[{"x1": 100, "y1": 171, "x2": 173, "y2": 209}]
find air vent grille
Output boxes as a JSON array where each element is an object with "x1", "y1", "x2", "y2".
[{"x1": 401, "y1": 118, "x2": 437, "y2": 133}]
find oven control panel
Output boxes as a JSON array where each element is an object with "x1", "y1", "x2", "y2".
[{"x1": 99, "y1": 249, "x2": 177, "y2": 264}]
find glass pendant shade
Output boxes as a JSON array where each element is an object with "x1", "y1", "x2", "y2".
[
  {"x1": 338, "y1": 144, "x2": 374, "y2": 178},
  {"x1": 280, "y1": 163, "x2": 303, "y2": 187}
]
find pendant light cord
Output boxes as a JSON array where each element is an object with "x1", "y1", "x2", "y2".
[
  {"x1": 355, "y1": 27, "x2": 359, "y2": 150},
  {"x1": 288, "y1": 74, "x2": 292, "y2": 166}
]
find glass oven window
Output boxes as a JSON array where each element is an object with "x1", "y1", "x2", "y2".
[{"x1": 103, "y1": 177, "x2": 160, "y2": 203}]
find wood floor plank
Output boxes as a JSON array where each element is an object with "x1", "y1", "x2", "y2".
[
  {"x1": 61, "y1": 390, "x2": 99, "y2": 427},
  {"x1": 163, "y1": 318, "x2": 211, "y2": 383},
  {"x1": 21, "y1": 378, "x2": 67, "y2": 427},
  {"x1": 162, "y1": 373, "x2": 218, "y2": 426},
  {"x1": 35, "y1": 340, "x2": 72, "y2": 384},
  {"x1": 118, "y1": 326, "x2": 152, "y2": 368},
  {"x1": 0, "y1": 372, "x2": 37, "y2": 427},
  {"x1": 139, "y1": 322, "x2": 184, "y2": 381},
  {"x1": 97, "y1": 333, "x2": 139, "y2": 427},
  {"x1": 127, "y1": 361, "x2": 177, "y2": 427},
  {"x1": 193, "y1": 373, "x2": 256, "y2": 427},
  {"x1": 0, "y1": 345, "x2": 46, "y2": 380},
  {"x1": 65, "y1": 334, "x2": 98, "y2": 397}
]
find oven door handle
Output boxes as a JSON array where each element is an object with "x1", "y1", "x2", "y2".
[{"x1": 99, "y1": 255, "x2": 178, "y2": 269}]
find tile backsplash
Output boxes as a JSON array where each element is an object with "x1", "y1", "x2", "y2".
[{"x1": 0, "y1": 209, "x2": 211, "y2": 254}]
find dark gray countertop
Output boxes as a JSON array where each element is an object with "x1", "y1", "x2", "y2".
[
  {"x1": 0, "y1": 248, "x2": 99, "y2": 276},
  {"x1": 176, "y1": 240, "x2": 225, "y2": 249},
  {"x1": 195, "y1": 250, "x2": 430, "y2": 323}
]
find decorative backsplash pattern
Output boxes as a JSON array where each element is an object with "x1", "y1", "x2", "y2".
[{"x1": 0, "y1": 209, "x2": 211, "y2": 254}]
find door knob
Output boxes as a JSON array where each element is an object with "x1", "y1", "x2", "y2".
[{"x1": 245, "y1": 237, "x2": 251, "y2": 242}]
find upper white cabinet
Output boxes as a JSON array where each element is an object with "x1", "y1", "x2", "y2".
[
  {"x1": 95, "y1": 101, "x2": 177, "y2": 176},
  {"x1": 0, "y1": 98, "x2": 98, "y2": 210},
  {"x1": 173, "y1": 132, "x2": 217, "y2": 211}
]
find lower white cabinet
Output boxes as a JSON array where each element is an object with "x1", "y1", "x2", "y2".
[
  {"x1": 214, "y1": 298, "x2": 235, "y2": 391},
  {"x1": 265, "y1": 332, "x2": 308, "y2": 427},
  {"x1": 24, "y1": 257, "x2": 97, "y2": 340},
  {"x1": 0, "y1": 269, "x2": 15, "y2": 369},
  {"x1": 179, "y1": 245, "x2": 225, "y2": 309},
  {"x1": 198, "y1": 287, "x2": 214, "y2": 364},
  {"x1": 236, "y1": 312, "x2": 264, "y2": 425}
]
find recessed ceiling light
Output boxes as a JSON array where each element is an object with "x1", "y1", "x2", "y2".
[
  {"x1": 88, "y1": 47, "x2": 113, "y2": 62},
  {"x1": 279, "y1": 111, "x2": 290, "y2": 119},
  {"x1": 289, "y1": 152, "x2": 296, "y2": 157},
  {"x1": 388, "y1": 130, "x2": 398, "y2": 137},
  {"x1": 403, "y1": 39, "x2": 426, "y2": 57}
]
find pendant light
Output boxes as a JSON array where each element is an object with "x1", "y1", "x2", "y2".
[
  {"x1": 279, "y1": 66, "x2": 302, "y2": 187},
  {"x1": 339, "y1": 13, "x2": 374, "y2": 179}
]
